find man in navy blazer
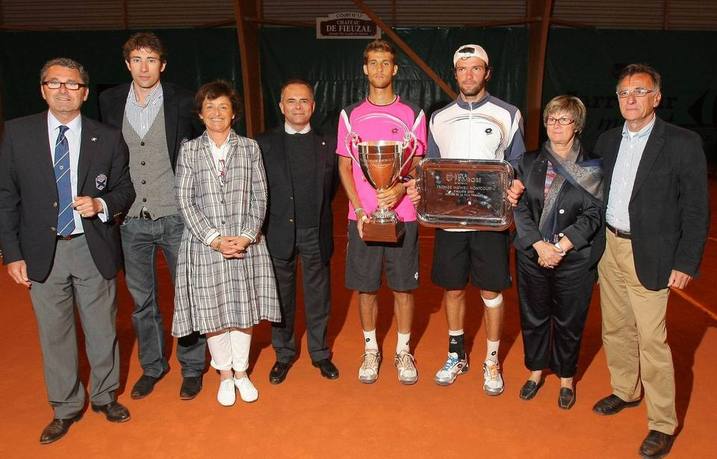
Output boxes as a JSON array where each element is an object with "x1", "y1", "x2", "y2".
[
  {"x1": 591, "y1": 64, "x2": 709, "y2": 459},
  {"x1": 256, "y1": 79, "x2": 339, "y2": 384},
  {"x1": 0, "y1": 58, "x2": 135, "y2": 443},
  {"x1": 99, "y1": 32, "x2": 205, "y2": 401}
]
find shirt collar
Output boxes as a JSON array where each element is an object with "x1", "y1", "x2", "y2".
[
  {"x1": 128, "y1": 81, "x2": 164, "y2": 107},
  {"x1": 456, "y1": 92, "x2": 490, "y2": 110},
  {"x1": 622, "y1": 114, "x2": 656, "y2": 140},
  {"x1": 284, "y1": 122, "x2": 311, "y2": 134},
  {"x1": 48, "y1": 111, "x2": 82, "y2": 133}
]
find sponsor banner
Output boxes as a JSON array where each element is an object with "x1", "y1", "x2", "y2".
[{"x1": 316, "y1": 12, "x2": 381, "y2": 40}]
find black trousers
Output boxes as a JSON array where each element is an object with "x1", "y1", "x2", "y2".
[
  {"x1": 516, "y1": 250, "x2": 596, "y2": 378},
  {"x1": 270, "y1": 227, "x2": 331, "y2": 363}
]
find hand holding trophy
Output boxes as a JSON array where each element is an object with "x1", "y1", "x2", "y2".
[{"x1": 345, "y1": 112, "x2": 418, "y2": 242}]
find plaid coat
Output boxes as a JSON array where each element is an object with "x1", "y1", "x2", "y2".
[{"x1": 172, "y1": 131, "x2": 280, "y2": 337}]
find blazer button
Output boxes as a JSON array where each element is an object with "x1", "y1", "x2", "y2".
[
  {"x1": 141, "y1": 179, "x2": 146, "y2": 184},
  {"x1": 221, "y1": 220, "x2": 226, "y2": 224},
  {"x1": 50, "y1": 226, "x2": 56, "y2": 232},
  {"x1": 289, "y1": 218, "x2": 294, "y2": 223},
  {"x1": 558, "y1": 209, "x2": 565, "y2": 214},
  {"x1": 140, "y1": 141, "x2": 145, "y2": 146},
  {"x1": 289, "y1": 196, "x2": 294, "y2": 200},
  {"x1": 53, "y1": 202, "x2": 58, "y2": 208},
  {"x1": 142, "y1": 198, "x2": 147, "y2": 202},
  {"x1": 141, "y1": 161, "x2": 146, "y2": 166}
]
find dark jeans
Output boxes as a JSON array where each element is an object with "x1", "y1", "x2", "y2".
[
  {"x1": 271, "y1": 227, "x2": 331, "y2": 363},
  {"x1": 121, "y1": 214, "x2": 205, "y2": 378}
]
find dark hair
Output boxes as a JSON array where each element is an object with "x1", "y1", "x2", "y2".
[
  {"x1": 40, "y1": 57, "x2": 89, "y2": 86},
  {"x1": 363, "y1": 39, "x2": 396, "y2": 64},
  {"x1": 280, "y1": 79, "x2": 314, "y2": 99},
  {"x1": 194, "y1": 80, "x2": 241, "y2": 116},
  {"x1": 617, "y1": 63, "x2": 661, "y2": 91},
  {"x1": 123, "y1": 32, "x2": 166, "y2": 62}
]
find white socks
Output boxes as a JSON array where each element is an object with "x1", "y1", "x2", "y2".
[
  {"x1": 396, "y1": 332, "x2": 411, "y2": 355},
  {"x1": 363, "y1": 329, "x2": 411, "y2": 354},
  {"x1": 363, "y1": 329, "x2": 378, "y2": 352},
  {"x1": 486, "y1": 339, "x2": 500, "y2": 363}
]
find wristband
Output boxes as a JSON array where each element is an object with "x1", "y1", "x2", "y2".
[{"x1": 354, "y1": 207, "x2": 364, "y2": 215}]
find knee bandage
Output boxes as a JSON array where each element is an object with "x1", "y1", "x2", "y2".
[{"x1": 482, "y1": 293, "x2": 503, "y2": 309}]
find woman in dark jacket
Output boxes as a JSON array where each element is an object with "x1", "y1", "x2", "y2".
[{"x1": 513, "y1": 95, "x2": 603, "y2": 409}]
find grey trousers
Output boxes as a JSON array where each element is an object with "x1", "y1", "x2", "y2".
[{"x1": 29, "y1": 236, "x2": 119, "y2": 419}]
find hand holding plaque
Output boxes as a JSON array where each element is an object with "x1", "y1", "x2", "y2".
[{"x1": 345, "y1": 113, "x2": 418, "y2": 242}]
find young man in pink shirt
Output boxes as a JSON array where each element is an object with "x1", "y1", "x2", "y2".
[{"x1": 336, "y1": 39, "x2": 426, "y2": 384}]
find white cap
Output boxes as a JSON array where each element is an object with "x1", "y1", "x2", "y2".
[{"x1": 453, "y1": 44, "x2": 489, "y2": 67}]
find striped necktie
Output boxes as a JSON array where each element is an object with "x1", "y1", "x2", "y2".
[{"x1": 54, "y1": 125, "x2": 75, "y2": 236}]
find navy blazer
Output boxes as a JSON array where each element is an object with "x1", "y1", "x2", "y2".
[
  {"x1": 0, "y1": 112, "x2": 135, "y2": 281},
  {"x1": 514, "y1": 146, "x2": 603, "y2": 266},
  {"x1": 98, "y1": 82, "x2": 200, "y2": 171},
  {"x1": 592, "y1": 117, "x2": 709, "y2": 290},
  {"x1": 256, "y1": 127, "x2": 337, "y2": 263}
]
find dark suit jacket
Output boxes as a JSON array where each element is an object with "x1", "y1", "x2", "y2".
[
  {"x1": 256, "y1": 127, "x2": 337, "y2": 263},
  {"x1": 98, "y1": 82, "x2": 199, "y2": 171},
  {"x1": 0, "y1": 112, "x2": 136, "y2": 281},
  {"x1": 513, "y1": 146, "x2": 603, "y2": 266},
  {"x1": 593, "y1": 117, "x2": 709, "y2": 290}
]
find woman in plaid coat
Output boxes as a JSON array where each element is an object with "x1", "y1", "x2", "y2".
[{"x1": 172, "y1": 81, "x2": 280, "y2": 406}]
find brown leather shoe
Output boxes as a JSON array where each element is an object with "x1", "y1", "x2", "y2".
[
  {"x1": 39, "y1": 414, "x2": 81, "y2": 444},
  {"x1": 592, "y1": 394, "x2": 640, "y2": 415},
  {"x1": 639, "y1": 430, "x2": 675, "y2": 458},
  {"x1": 91, "y1": 401, "x2": 131, "y2": 423},
  {"x1": 180, "y1": 375, "x2": 203, "y2": 400}
]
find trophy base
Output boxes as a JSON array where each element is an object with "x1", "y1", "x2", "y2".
[{"x1": 362, "y1": 220, "x2": 405, "y2": 243}]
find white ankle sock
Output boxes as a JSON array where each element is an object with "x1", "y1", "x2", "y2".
[
  {"x1": 396, "y1": 332, "x2": 411, "y2": 354},
  {"x1": 363, "y1": 329, "x2": 378, "y2": 352},
  {"x1": 486, "y1": 339, "x2": 500, "y2": 363}
]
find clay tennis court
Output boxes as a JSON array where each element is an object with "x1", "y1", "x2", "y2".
[{"x1": 0, "y1": 182, "x2": 715, "y2": 458}]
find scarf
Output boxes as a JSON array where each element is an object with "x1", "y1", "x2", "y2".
[{"x1": 538, "y1": 138, "x2": 603, "y2": 240}]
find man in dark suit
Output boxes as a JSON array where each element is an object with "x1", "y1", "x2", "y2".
[
  {"x1": 591, "y1": 64, "x2": 709, "y2": 458},
  {"x1": 99, "y1": 32, "x2": 205, "y2": 400},
  {"x1": 256, "y1": 79, "x2": 339, "y2": 384},
  {"x1": 0, "y1": 58, "x2": 135, "y2": 444}
]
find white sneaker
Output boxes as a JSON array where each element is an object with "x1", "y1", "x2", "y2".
[
  {"x1": 217, "y1": 378, "x2": 236, "y2": 406},
  {"x1": 394, "y1": 351, "x2": 418, "y2": 385},
  {"x1": 358, "y1": 350, "x2": 381, "y2": 384},
  {"x1": 434, "y1": 352, "x2": 469, "y2": 386},
  {"x1": 234, "y1": 376, "x2": 259, "y2": 403},
  {"x1": 482, "y1": 360, "x2": 504, "y2": 396}
]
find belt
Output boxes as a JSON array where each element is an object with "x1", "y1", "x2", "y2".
[
  {"x1": 57, "y1": 233, "x2": 84, "y2": 241},
  {"x1": 606, "y1": 223, "x2": 631, "y2": 239}
]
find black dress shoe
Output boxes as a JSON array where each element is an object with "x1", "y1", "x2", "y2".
[
  {"x1": 40, "y1": 414, "x2": 81, "y2": 444},
  {"x1": 131, "y1": 373, "x2": 164, "y2": 399},
  {"x1": 312, "y1": 359, "x2": 339, "y2": 380},
  {"x1": 558, "y1": 387, "x2": 576, "y2": 409},
  {"x1": 269, "y1": 361, "x2": 292, "y2": 384},
  {"x1": 519, "y1": 380, "x2": 542, "y2": 400},
  {"x1": 91, "y1": 401, "x2": 131, "y2": 423},
  {"x1": 639, "y1": 430, "x2": 675, "y2": 458},
  {"x1": 592, "y1": 394, "x2": 640, "y2": 415},
  {"x1": 180, "y1": 375, "x2": 203, "y2": 400}
]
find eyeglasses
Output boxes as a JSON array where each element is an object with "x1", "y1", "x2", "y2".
[
  {"x1": 545, "y1": 117, "x2": 575, "y2": 126},
  {"x1": 616, "y1": 88, "x2": 656, "y2": 98},
  {"x1": 42, "y1": 80, "x2": 87, "y2": 91}
]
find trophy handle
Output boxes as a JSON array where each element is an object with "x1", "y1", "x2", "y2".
[
  {"x1": 344, "y1": 131, "x2": 361, "y2": 164},
  {"x1": 399, "y1": 130, "x2": 418, "y2": 175}
]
